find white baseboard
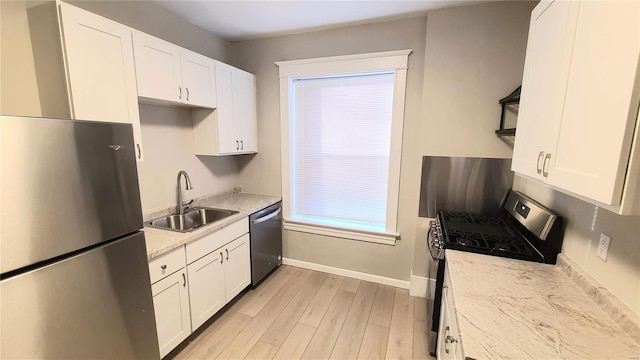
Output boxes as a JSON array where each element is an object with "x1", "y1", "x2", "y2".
[
  {"x1": 430, "y1": 278, "x2": 436, "y2": 299},
  {"x1": 282, "y1": 257, "x2": 410, "y2": 289},
  {"x1": 409, "y1": 273, "x2": 436, "y2": 299},
  {"x1": 409, "y1": 273, "x2": 427, "y2": 298}
]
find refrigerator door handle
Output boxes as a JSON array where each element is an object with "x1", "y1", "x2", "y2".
[{"x1": 252, "y1": 207, "x2": 281, "y2": 225}]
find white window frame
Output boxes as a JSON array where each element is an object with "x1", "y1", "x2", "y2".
[{"x1": 276, "y1": 50, "x2": 411, "y2": 245}]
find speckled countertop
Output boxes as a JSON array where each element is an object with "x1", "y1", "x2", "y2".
[
  {"x1": 445, "y1": 250, "x2": 639, "y2": 359},
  {"x1": 143, "y1": 190, "x2": 281, "y2": 260}
]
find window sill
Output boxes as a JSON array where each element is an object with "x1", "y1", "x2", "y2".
[{"x1": 283, "y1": 220, "x2": 398, "y2": 245}]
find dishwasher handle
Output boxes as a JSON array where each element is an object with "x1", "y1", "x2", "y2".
[{"x1": 252, "y1": 207, "x2": 281, "y2": 225}]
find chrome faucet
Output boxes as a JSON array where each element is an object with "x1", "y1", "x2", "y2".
[{"x1": 176, "y1": 170, "x2": 193, "y2": 215}]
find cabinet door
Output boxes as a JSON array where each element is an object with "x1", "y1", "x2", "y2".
[
  {"x1": 511, "y1": 1, "x2": 579, "y2": 178},
  {"x1": 436, "y1": 290, "x2": 453, "y2": 360},
  {"x1": 181, "y1": 49, "x2": 216, "y2": 109},
  {"x1": 233, "y1": 68, "x2": 258, "y2": 153},
  {"x1": 437, "y1": 290, "x2": 464, "y2": 360},
  {"x1": 224, "y1": 234, "x2": 251, "y2": 300},
  {"x1": 58, "y1": 3, "x2": 144, "y2": 161},
  {"x1": 187, "y1": 250, "x2": 226, "y2": 331},
  {"x1": 214, "y1": 61, "x2": 238, "y2": 154},
  {"x1": 132, "y1": 31, "x2": 182, "y2": 104},
  {"x1": 151, "y1": 269, "x2": 191, "y2": 358},
  {"x1": 546, "y1": 1, "x2": 640, "y2": 205}
]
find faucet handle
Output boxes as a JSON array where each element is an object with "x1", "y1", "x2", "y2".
[{"x1": 182, "y1": 199, "x2": 194, "y2": 211}]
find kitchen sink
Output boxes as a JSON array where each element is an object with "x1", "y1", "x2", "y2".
[{"x1": 146, "y1": 207, "x2": 239, "y2": 232}]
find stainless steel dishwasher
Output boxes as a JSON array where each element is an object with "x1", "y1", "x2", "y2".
[{"x1": 249, "y1": 201, "x2": 282, "y2": 286}]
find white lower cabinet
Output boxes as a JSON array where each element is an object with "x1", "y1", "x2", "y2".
[
  {"x1": 152, "y1": 269, "x2": 191, "y2": 359},
  {"x1": 223, "y1": 234, "x2": 251, "y2": 300},
  {"x1": 187, "y1": 249, "x2": 226, "y2": 331},
  {"x1": 149, "y1": 217, "x2": 251, "y2": 357},
  {"x1": 437, "y1": 262, "x2": 463, "y2": 360},
  {"x1": 187, "y1": 232, "x2": 251, "y2": 332}
]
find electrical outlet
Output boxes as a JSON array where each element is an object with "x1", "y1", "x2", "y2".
[{"x1": 597, "y1": 233, "x2": 611, "y2": 261}]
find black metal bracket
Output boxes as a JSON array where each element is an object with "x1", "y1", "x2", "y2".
[{"x1": 496, "y1": 86, "x2": 520, "y2": 136}]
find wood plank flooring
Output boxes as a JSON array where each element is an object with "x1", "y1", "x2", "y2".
[{"x1": 170, "y1": 265, "x2": 434, "y2": 360}]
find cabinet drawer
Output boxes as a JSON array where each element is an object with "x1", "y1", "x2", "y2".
[
  {"x1": 186, "y1": 229, "x2": 225, "y2": 264},
  {"x1": 148, "y1": 247, "x2": 186, "y2": 284},
  {"x1": 223, "y1": 217, "x2": 248, "y2": 241}
]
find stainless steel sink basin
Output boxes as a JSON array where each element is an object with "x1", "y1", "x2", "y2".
[{"x1": 146, "y1": 207, "x2": 239, "y2": 232}]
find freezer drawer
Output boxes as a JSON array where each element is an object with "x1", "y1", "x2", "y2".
[
  {"x1": 0, "y1": 232, "x2": 159, "y2": 359},
  {"x1": 249, "y1": 202, "x2": 282, "y2": 286},
  {"x1": 1, "y1": 116, "x2": 144, "y2": 273}
]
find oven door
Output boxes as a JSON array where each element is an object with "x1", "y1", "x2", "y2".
[
  {"x1": 426, "y1": 220, "x2": 446, "y2": 356},
  {"x1": 429, "y1": 258, "x2": 446, "y2": 356}
]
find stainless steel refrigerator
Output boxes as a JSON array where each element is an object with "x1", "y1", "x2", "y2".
[{"x1": 0, "y1": 116, "x2": 160, "y2": 359}]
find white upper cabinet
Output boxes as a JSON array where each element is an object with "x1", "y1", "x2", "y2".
[
  {"x1": 180, "y1": 49, "x2": 217, "y2": 108},
  {"x1": 512, "y1": 0, "x2": 579, "y2": 179},
  {"x1": 214, "y1": 61, "x2": 238, "y2": 154},
  {"x1": 546, "y1": 1, "x2": 640, "y2": 206},
  {"x1": 192, "y1": 61, "x2": 258, "y2": 156},
  {"x1": 132, "y1": 31, "x2": 216, "y2": 109},
  {"x1": 132, "y1": 31, "x2": 182, "y2": 104},
  {"x1": 233, "y1": 68, "x2": 258, "y2": 153},
  {"x1": 514, "y1": 0, "x2": 640, "y2": 215},
  {"x1": 57, "y1": 2, "x2": 144, "y2": 161}
]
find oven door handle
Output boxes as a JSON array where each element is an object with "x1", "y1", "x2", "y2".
[{"x1": 427, "y1": 224, "x2": 433, "y2": 248}]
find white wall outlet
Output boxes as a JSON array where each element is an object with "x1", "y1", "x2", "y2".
[{"x1": 597, "y1": 233, "x2": 611, "y2": 261}]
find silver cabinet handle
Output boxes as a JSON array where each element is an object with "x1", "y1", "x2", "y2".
[
  {"x1": 182, "y1": 273, "x2": 186, "y2": 287},
  {"x1": 252, "y1": 207, "x2": 281, "y2": 225},
  {"x1": 161, "y1": 264, "x2": 167, "y2": 270},
  {"x1": 240, "y1": 140, "x2": 243, "y2": 150},
  {"x1": 137, "y1": 143, "x2": 141, "y2": 159},
  {"x1": 225, "y1": 248, "x2": 229, "y2": 260},
  {"x1": 444, "y1": 326, "x2": 451, "y2": 354},
  {"x1": 220, "y1": 252, "x2": 223, "y2": 264},
  {"x1": 179, "y1": 86, "x2": 182, "y2": 100},
  {"x1": 236, "y1": 140, "x2": 240, "y2": 150},
  {"x1": 536, "y1": 151, "x2": 544, "y2": 174},
  {"x1": 186, "y1": 88, "x2": 189, "y2": 101},
  {"x1": 543, "y1": 153, "x2": 551, "y2": 177}
]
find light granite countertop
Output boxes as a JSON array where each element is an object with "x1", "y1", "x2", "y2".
[
  {"x1": 143, "y1": 190, "x2": 281, "y2": 260},
  {"x1": 445, "y1": 249, "x2": 640, "y2": 359}
]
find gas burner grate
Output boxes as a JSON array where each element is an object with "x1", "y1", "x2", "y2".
[
  {"x1": 440, "y1": 212, "x2": 505, "y2": 226},
  {"x1": 445, "y1": 227, "x2": 534, "y2": 256}
]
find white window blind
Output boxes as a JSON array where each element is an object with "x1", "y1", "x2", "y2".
[{"x1": 291, "y1": 72, "x2": 395, "y2": 233}]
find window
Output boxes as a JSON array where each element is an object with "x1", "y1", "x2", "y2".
[{"x1": 277, "y1": 50, "x2": 411, "y2": 244}]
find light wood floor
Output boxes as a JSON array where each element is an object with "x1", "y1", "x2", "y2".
[{"x1": 169, "y1": 265, "x2": 434, "y2": 360}]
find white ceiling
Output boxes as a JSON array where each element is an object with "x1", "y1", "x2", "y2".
[{"x1": 155, "y1": 0, "x2": 488, "y2": 41}]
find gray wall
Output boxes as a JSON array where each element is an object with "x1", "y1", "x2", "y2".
[
  {"x1": 1, "y1": 1, "x2": 50, "y2": 117},
  {"x1": 414, "y1": 1, "x2": 537, "y2": 279},
  {"x1": 230, "y1": 17, "x2": 428, "y2": 281},
  {"x1": 0, "y1": 0, "x2": 238, "y2": 213},
  {"x1": 136, "y1": 104, "x2": 239, "y2": 212}
]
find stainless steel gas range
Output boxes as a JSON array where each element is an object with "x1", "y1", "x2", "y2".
[{"x1": 427, "y1": 190, "x2": 564, "y2": 356}]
